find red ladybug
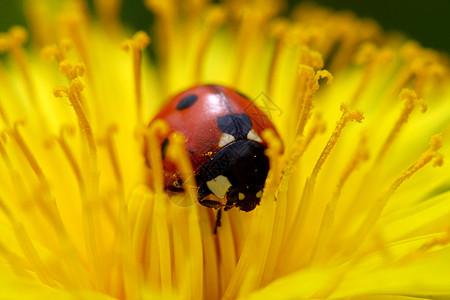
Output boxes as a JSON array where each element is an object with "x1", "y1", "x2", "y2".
[{"x1": 148, "y1": 84, "x2": 280, "y2": 231}]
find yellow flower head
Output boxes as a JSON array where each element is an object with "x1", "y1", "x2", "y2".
[{"x1": 0, "y1": 0, "x2": 449, "y2": 299}]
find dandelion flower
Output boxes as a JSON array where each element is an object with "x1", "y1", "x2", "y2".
[{"x1": 0, "y1": 0, "x2": 450, "y2": 299}]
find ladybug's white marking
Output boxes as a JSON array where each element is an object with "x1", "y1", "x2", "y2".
[
  {"x1": 218, "y1": 132, "x2": 236, "y2": 147},
  {"x1": 247, "y1": 129, "x2": 263, "y2": 143},
  {"x1": 256, "y1": 190, "x2": 262, "y2": 198},
  {"x1": 206, "y1": 175, "x2": 232, "y2": 199},
  {"x1": 238, "y1": 193, "x2": 245, "y2": 200}
]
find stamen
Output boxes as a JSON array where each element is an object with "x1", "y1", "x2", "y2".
[
  {"x1": 350, "y1": 43, "x2": 393, "y2": 106},
  {"x1": 54, "y1": 80, "x2": 103, "y2": 290},
  {"x1": 55, "y1": 126, "x2": 84, "y2": 192},
  {"x1": 166, "y1": 132, "x2": 203, "y2": 299},
  {"x1": 101, "y1": 125, "x2": 124, "y2": 194},
  {"x1": 0, "y1": 133, "x2": 17, "y2": 184},
  {"x1": 0, "y1": 240, "x2": 30, "y2": 278},
  {"x1": 146, "y1": 120, "x2": 169, "y2": 194},
  {"x1": 0, "y1": 197, "x2": 55, "y2": 286},
  {"x1": 266, "y1": 19, "x2": 288, "y2": 95},
  {"x1": 23, "y1": 1, "x2": 53, "y2": 46},
  {"x1": 57, "y1": 2, "x2": 91, "y2": 71},
  {"x1": 144, "y1": 0, "x2": 176, "y2": 93},
  {"x1": 375, "y1": 88, "x2": 427, "y2": 163},
  {"x1": 10, "y1": 122, "x2": 91, "y2": 289},
  {"x1": 232, "y1": 3, "x2": 280, "y2": 87},
  {"x1": 0, "y1": 27, "x2": 35, "y2": 99},
  {"x1": 260, "y1": 130, "x2": 288, "y2": 285},
  {"x1": 327, "y1": 15, "x2": 382, "y2": 72},
  {"x1": 284, "y1": 113, "x2": 326, "y2": 172},
  {"x1": 280, "y1": 114, "x2": 326, "y2": 242},
  {"x1": 294, "y1": 66, "x2": 332, "y2": 137},
  {"x1": 390, "y1": 42, "x2": 445, "y2": 99},
  {"x1": 54, "y1": 79, "x2": 97, "y2": 169},
  {"x1": 194, "y1": 6, "x2": 226, "y2": 82},
  {"x1": 285, "y1": 104, "x2": 364, "y2": 261},
  {"x1": 59, "y1": 60, "x2": 86, "y2": 82},
  {"x1": 224, "y1": 129, "x2": 283, "y2": 299},
  {"x1": 9, "y1": 121, "x2": 46, "y2": 184},
  {"x1": 145, "y1": 120, "x2": 173, "y2": 295},
  {"x1": 41, "y1": 39, "x2": 73, "y2": 64},
  {"x1": 93, "y1": 0, "x2": 122, "y2": 35},
  {"x1": 347, "y1": 134, "x2": 443, "y2": 256},
  {"x1": 311, "y1": 104, "x2": 364, "y2": 180},
  {"x1": 122, "y1": 31, "x2": 151, "y2": 125},
  {"x1": 400, "y1": 228, "x2": 450, "y2": 264},
  {"x1": 0, "y1": 89, "x2": 10, "y2": 125},
  {"x1": 310, "y1": 135, "x2": 369, "y2": 264},
  {"x1": 101, "y1": 124, "x2": 140, "y2": 299}
]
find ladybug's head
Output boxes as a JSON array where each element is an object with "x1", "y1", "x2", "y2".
[{"x1": 197, "y1": 140, "x2": 269, "y2": 212}]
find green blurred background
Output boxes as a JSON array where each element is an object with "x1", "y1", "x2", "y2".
[{"x1": 0, "y1": 0, "x2": 449, "y2": 53}]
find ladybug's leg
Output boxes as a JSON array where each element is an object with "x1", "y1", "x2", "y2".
[{"x1": 214, "y1": 208, "x2": 222, "y2": 234}]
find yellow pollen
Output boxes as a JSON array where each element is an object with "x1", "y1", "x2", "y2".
[
  {"x1": 41, "y1": 39, "x2": 73, "y2": 63},
  {"x1": 350, "y1": 42, "x2": 393, "y2": 106},
  {"x1": 294, "y1": 66, "x2": 332, "y2": 138},
  {"x1": 122, "y1": 31, "x2": 151, "y2": 125},
  {"x1": 389, "y1": 41, "x2": 446, "y2": 99},
  {"x1": 57, "y1": 3, "x2": 91, "y2": 72},
  {"x1": 53, "y1": 79, "x2": 97, "y2": 169},
  {"x1": 53, "y1": 77, "x2": 102, "y2": 290},
  {"x1": 375, "y1": 88, "x2": 427, "y2": 163},
  {"x1": 311, "y1": 104, "x2": 364, "y2": 180}
]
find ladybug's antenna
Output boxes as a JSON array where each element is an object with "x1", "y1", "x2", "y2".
[{"x1": 213, "y1": 208, "x2": 222, "y2": 234}]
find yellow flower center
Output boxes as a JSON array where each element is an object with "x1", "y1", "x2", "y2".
[{"x1": 0, "y1": 1, "x2": 449, "y2": 299}]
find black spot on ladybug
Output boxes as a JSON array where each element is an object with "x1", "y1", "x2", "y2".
[
  {"x1": 176, "y1": 94, "x2": 198, "y2": 110},
  {"x1": 217, "y1": 113, "x2": 252, "y2": 140},
  {"x1": 161, "y1": 138, "x2": 169, "y2": 159}
]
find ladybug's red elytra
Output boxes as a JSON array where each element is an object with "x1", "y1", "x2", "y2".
[{"x1": 147, "y1": 84, "x2": 281, "y2": 232}]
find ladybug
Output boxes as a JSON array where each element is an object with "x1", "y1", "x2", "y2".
[{"x1": 147, "y1": 84, "x2": 281, "y2": 232}]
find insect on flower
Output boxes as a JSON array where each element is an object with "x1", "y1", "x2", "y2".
[{"x1": 147, "y1": 84, "x2": 282, "y2": 232}]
